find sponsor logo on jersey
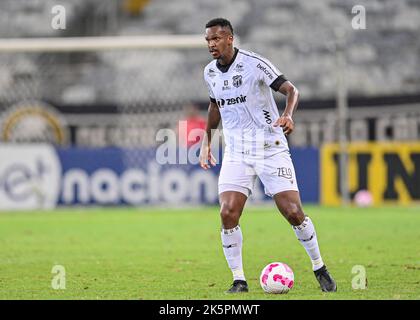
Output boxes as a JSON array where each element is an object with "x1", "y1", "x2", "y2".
[
  {"x1": 234, "y1": 62, "x2": 244, "y2": 72},
  {"x1": 216, "y1": 95, "x2": 247, "y2": 108},
  {"x1": 257, "y1": 63, "x2": 274, "y2": 80},
  {"x1": 222, "y1": 80, "x2": 231, "y2": 91},
  {"x1": 262, "y1": 109, "x2": 272, "y2": 124},
  {"x1": 232, "y1": 75, "x2": 242, "y2": 88}
]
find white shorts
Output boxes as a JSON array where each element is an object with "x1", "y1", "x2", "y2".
[{"x1": 218, "y1": 152, "x2": 299, "y2": 197}]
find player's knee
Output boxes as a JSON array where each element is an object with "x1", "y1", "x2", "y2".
[
  {"x1": 281, "y1": 203, "x2": 304, "y2": 225},
  {"x1": 220, "y1": 204, "x2": 240, "y2": 228}
]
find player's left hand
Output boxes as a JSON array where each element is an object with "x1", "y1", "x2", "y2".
[{"x1": 273, "y1": 114, "x2": 294, "y2": 135}]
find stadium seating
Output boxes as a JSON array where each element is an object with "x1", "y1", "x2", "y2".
[{"x1": 0, "y1": 0, "x2": 419, "y2": 129}]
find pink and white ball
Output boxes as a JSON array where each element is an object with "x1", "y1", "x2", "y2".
[
  {"x1": 260, "y1": 262, "x2": 294, "y2": 294},
  {"x1": 354, "y1": 189, "x2": 373, "y2": 207}
]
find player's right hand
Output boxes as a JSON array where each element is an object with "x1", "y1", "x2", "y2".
[{"x1": 199, "y1": 145, "x2": 216, "y2": 170}]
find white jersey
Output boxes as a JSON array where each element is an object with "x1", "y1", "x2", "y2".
[{"x1": 204, "y1": 48, "x2": 289, "y2": 158}]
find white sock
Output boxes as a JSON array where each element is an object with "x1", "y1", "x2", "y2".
[
  {"x1": 221, "y1": 225, "x2": 246, "y2": 281},
  {"x1": 292, "y1": 216, "x2": 324, "y2": 271}
]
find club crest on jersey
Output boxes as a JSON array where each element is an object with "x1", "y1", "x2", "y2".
[
  {"x1": 234, "y1": 63, "x2": 244, "y2": 72},
  {"x1": 232, "y1": 75, "x2": 242, "y2": 88}
]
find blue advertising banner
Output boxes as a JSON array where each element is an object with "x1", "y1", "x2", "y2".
[
  {"x1": 0, "y1": 145, "x2": 319, "y2": 210},
  {"x1": 291, "y1": 147, "x2": 319, "y2": 203},
  {"x1": 57, "y1": 147, "x2": 319, "y2": 206},
  {"x1": 57, "y1": 147, "x2": 220, "y2": 205}
]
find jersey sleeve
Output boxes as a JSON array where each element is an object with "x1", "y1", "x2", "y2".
[
  {"x1": 204, "y1": 69, "x2": 216, "y2": 103},
  {"x1": 253, "y1": 55, "x2": 288, "y2": 91}
]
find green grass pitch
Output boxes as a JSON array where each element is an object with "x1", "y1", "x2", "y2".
[{"x1": 0, "y1": 206, "x2": 419, "y2": 300}]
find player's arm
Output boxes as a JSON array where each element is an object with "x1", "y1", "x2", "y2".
[
  {"x1": 199, "y1": 100, "x2": 220, "y2": 169},
  {"x1": 273, "y1": 81, "x2": 299, "y2": 135}
]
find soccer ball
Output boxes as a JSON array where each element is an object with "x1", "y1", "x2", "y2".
[
  {"x1": 260, "y1": 262, "x2": 294, "y2": 294},
  {"x1": 354, "y1": 189, "x2": 373, "y2": 207}
]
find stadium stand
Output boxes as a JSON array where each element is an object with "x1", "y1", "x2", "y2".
[{"x1": 0, "y1": 0, "x2": 419, "y2": 147}]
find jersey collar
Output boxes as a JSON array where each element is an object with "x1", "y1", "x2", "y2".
[{"x1": 216, "y1": 47, "x2": 239, "y2": 73}]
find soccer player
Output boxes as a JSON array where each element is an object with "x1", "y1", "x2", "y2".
[{"x1": 199, "y1": 18, "x2": 337, "y2": 293}]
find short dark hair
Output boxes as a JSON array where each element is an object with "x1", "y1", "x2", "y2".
[{"x1": 205, "y1": 18, "x2": 234, "y2": 35}]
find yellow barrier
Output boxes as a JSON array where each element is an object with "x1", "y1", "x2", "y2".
[{"x1": 321, "y1": 142, "x2": 420, "y2": 205}]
